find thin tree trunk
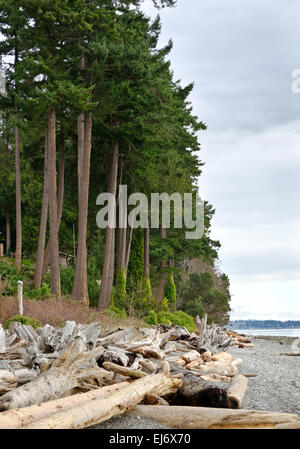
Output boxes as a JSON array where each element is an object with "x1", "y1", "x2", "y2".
[
  {"x1": 6, "y1": 209, "x2": 11, "y2": 255},
  {"x1": 98, "y1": 141, "x2": 119, "y2": 310},
  {"x1": 34, "y1": 130, "x2": 49, "y2": 288},
  {"x1": 41, "y1": 136, "x2": 65, "y2": 280},
  {"x1": 156, "y1": 227, "x2": 167, "y2": 303},
  {"x1": 144, "y1": 225, "x2": 150, "y2": 279},
  {"x1": 77, "y1": 113, "x2": 85, "y2": 197},
  {"x1": 125, "y1": 217, "x2": 134, "y2": 276},
  {"x1": 72, "y1": 111, "x2": 92, "y2": 305},
  {"x1": 15, "y1": 120, "x2": 22, "y2": 270},
  {"x1": 47, "y1": 109, "x2": 61, "y2": 297}
]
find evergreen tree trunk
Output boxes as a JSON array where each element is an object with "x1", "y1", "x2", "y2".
[
  {"x1": 77, "y1": 113, "x2": 85, "y2": 196},
  {"x1": 41, "y1": 136, "x2": 65, "y2": 280},
  {"x1": 6, "y1": 209, "x2": 11, "y2": 255},
  {"x1": 144, "y1": 225, "x2": 150, "y2": 279},
  {"x1": 156, "y1": 227, "x2": 167, "y2": 303},
  {"x1": 34, "y1": 129, "x2": 49, "y2": 288},
  {"x1": 72, "y1": 111, "x2": 92, "y2": 305},
  {"x1": 98, "y1": 141, "x2": 119, "y2": 310},
  {"x1": 14, "y1": 119, "x2": 22, "y2": 270},
  {"x1": 47, "y1": 108, "x2": 61, "y2": 297}
]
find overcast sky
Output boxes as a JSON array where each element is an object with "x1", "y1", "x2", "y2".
[{"x1": 143, "y1": 0, "x2": 300, "y2": 320}]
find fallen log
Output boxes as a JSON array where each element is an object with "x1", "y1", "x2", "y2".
[
  {"x1": 190, "y1": 361, "x2": 238, "y2": 377},
  {"x1": 102, "y1": 361, "x2": 147, "y2": 379},
  {"x1": 0, "y1": 382, "x2": 130, "y2": 429},
  {"x1": 127, "y1": 405, "x2": 300, "y2": 429},
  {"x1": 23, "y1": 362, "x2": 182, "y2": 429},
  {"x1": 280, "y1": 353, "x2": 300, "y2": 357},
  {"x1": 166, "y1": 363, "x2": 230, "y2": 408},
  {"x1": 211, "y1": 352, "x2": 233, "y2": 362},
  {"x1": 227, "y1": 374, "x2": 248, "y2": 409},
  {"x1": 0, "y1": 337, "x2": 104, "y2": 411}
]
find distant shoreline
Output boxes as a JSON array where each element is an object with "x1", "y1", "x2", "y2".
[{"x1": 232, "y1": 328, "x2": 300, "y2": 338}]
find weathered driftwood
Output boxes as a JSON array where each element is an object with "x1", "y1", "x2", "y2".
[
  {"x1": 127, "y1": 405, "x2": 300, "y2": 429},
  {"x1": 102, "y1": 361, "x2": 147, "y2": 379},
  {"x1": 166, "y1": 363, "x2": 230, "y2": 408},
  {"x1": 182, "y1": 350, "x2": 201, "y2": 364},
  {"x1": 280, "y1": 353, "x2": 300, "y2": 357},
  {"x1": 98, "y1": 327, "x2": 138, "y2": 347},
  {"x1": 211, "y1": 352, "x2": 233, "y2": 362},
  {"x1": 98, "y1": 347, "x2": 129, "y2": 367},
  {"x1": 24, "y1": 363, "x2": 182, "y2": 429},
  {"x1": 190, "y1": 361, "x2": 239, "y2": 377},
  {"x1": 227, "y1": 374, "x2": 248, "y2": 409},
  {"x1": 200, "y1": 374, "x2": 231, "y2": 383},
  {"x1": 0, "y1": 382, "x2": 130, "y2": 429},
  {"x1": 0, "y1": 338, "x2": 104, "y2": 411}
]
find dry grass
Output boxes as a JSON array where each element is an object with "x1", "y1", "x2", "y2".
[{"x1": 0, "y1": 296, "x2": 145, "y2": 334}]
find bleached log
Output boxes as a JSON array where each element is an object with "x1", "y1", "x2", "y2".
[
  {"x1": 0, "y1": 338, "x2": 104, "y2": 411},
  {"x1": 227, "y1": 374, "x2": 248, "y2": 409},
  {"x1": 102, "y1": 361, "x2": 146, "y2": 379},
  {"x1": 211, "y1": 352, "x2": 233, "y2": 362},
  {"x1": 138, "y1": 359, "x2": 156, "y2": 374},
  {"x1": 99, "y1": 347, "x2": 129, "y2": 367},
  {"x1": 185, "y1": 359, "x2": 203, "y2": 370},
  {"x1": 201, "y1": 350, "x2": 212, "y2": 362},
  {"x1": 24, "y1": 363, "x2": 182, "y2": 429},
  {"x1": 0, "y1": 371, "x2": 18, "y2": 394},
  {"x1": 280, "y1": 353, "x2": 300, "y2": 357},
  {"x1": 0, "y1": 382, "x2": 130, "y2": 429},
  {"x1": 200, "y1": 374, "x2": 231, "y2": 382},
  {"x1": 191, "y1": 361, "x2": 238, "y2": 377},
  {"x1": 127, "y1": 405, "x2": 300, "y2": 429},
  {"x1": 98, "y1": 327, "x2": 138, "y2": 347},
  {"x1": 182, "y1": 350, "x2": 201, "y2": 363}
]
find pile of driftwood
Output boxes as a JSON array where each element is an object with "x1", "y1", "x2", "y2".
[
  {"x1": 226, "y1": 330, "x2": 255, "y2": 349},
  {"x1": 0, "y1": 319, "x2": 299, "y2": 429}
]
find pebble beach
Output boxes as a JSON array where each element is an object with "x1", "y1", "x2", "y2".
[{"x1": 92, "y1": 335, "x2": 300, "y2": 429}]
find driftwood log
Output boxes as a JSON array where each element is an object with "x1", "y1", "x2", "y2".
[
  {"x1": 227, "y1": 374, "x2": 248, "y2": 409},
  {"x1": 127, "y1": 405, "x2": 300, "y2": 429},
  {"x1": 24, "y1": 363, "x2": 182, "y2": 429},
  {"x1": 0, "y1": 338, "x2": 105, "y2": 411},
  {"x1": 164, "y1": 363, "x2": 230, "y2": 408},
  {"x1": 0, "y1": 382, "x2": 130, "y2": 429}
]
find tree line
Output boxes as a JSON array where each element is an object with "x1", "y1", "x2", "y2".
[{"x1": 0, "y1": 0, "x2": 231, "y2": 324}]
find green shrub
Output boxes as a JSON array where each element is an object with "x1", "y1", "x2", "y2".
[
  {"x1": 25, "y1": 283, "x2": 52, "y2": 299},
  {"x1": 145, "y1": 310, "x2": 158, "y2": 325},
  {"x1": 115, "y1": 269, "x2": 127, "y2": 309},
  {"x1": 164, "y1": 273, "x2": 176, "y2": 310},
  {"x1": 107, "y1": 306, "x2": 127, "y2": 320},
  {"x1": 156, "y1": 310, "x2": 196, "y2": 333},
  {"x1": 0, "y1": 260, "x2": 20, "y2": 295},
  {"x1": 60, "y1": 266, "x2": 75, "y2": 295},
  {"x1": 144, "y1": 277, "x2": 152, "y2": 299},
  {"x1": 160, "y1": 297, "x2": 169, "y2": 312},
  {"x1": 181, "y1": 295, "x2": 206, "y2": 318},
  {"x1": 4, "y1": 314, "x2": 42, "y2": 330}
]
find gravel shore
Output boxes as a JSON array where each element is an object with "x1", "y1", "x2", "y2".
[
  {"x1": 91, "y1": 335, "x2": 300, "y2": 429},
  {"x1": 228, "y1": 336, "x2": 300, "y2": 415}
]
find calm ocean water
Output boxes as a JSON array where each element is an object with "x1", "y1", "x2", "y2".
[{"x1": 233, "y1": 328, "x2": 300, "y2": 337}]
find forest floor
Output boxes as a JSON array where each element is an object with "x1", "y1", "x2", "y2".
[{"x1": 91, "y1": 335, "x2": 300, "y2": 429}]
